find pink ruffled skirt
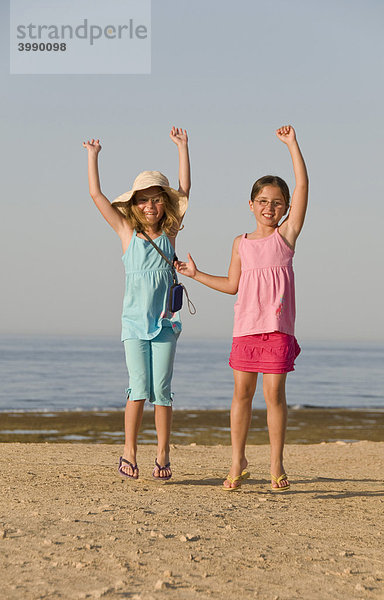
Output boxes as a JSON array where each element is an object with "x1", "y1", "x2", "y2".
[{"x1": 229, "y1": 332, "x2": 301, "y2": 374}]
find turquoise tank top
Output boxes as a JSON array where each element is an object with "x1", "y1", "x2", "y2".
[{"x1": 121, "y1": 230, "x2": 182, "y2": 341}]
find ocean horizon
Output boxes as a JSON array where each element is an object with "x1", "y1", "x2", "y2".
[{"x1": 0, "y1": 334, "x2": 383, "y2": 413}]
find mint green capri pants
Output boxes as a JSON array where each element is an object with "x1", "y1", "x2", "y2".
[{"x1": 123, "y1": 327, "x2": 178, "y2": 407}]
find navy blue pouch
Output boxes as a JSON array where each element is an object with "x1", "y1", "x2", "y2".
[{"x1": 169, "y1": 283, "x2": 183, "y2": 312}]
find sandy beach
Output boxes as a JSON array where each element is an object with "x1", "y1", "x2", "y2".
[{"x1": 1, "y1": 441, "x2": 383, "y2": 600}]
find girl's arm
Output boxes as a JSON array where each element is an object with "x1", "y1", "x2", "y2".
[
  {"x1": 176, "y1": 236, "x2": 242, "y2": 295},
  {"x1": 169, "y1": 127, "x2": 191, "y2": 198},
  {"x1": 83, "y1": 139, "x2": 131, "y2": 238},
  {"x1": 276, "y1": 126, "x2": 309, "y2": 247}
]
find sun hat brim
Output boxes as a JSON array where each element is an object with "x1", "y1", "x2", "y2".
[{"x1": 111, "y1": 171, "x2": 188, "y2": 218}]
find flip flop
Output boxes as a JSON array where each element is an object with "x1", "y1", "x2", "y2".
[
  {"x1": 223, "y1": 470, "x2": 250, "y2": 491},
  {"x1": 118, "y1": 456, "x2": 139, "y2": 479},
  {"x1": 271, "y1": 473, "x2": 290, "y2": 491},
  {"x1": 223, "y1": 474, "x2": 242, "y2": 491},
  {"x1": 152, "y1": 459, "x2": 172, "y2": 481}
]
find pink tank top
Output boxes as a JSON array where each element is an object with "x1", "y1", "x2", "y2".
[{"x1": 233, "y1": 228, "x2": 296, "y2": 337}]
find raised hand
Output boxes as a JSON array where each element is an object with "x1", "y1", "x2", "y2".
[
  {"x1": 175, "y1": 253, "x2": 197, "y2": 278},
  {"x1": 275, "y1": 125, "x2": 296, "y2": 145},
  {"x1": 83, "y1": 138, "x2": 102, "y2": 155},
  {"x1": 170, "y1": 126, "x2": 191, "y2": 198},
  {"x1": 276, "y1": 124, "x2": 308, "y2": 247},
  {"x1": 169, "y1": 126, "x2": 188, "y2": 148}
]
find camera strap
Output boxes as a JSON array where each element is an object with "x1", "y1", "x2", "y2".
[
  {"x1": 141, "y1": 231, "x2": 196, "y2": 315},
  {"x1": 141, "y1": 231, "x2": 177, "y2": 284}
]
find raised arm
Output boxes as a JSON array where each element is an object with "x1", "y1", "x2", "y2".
[
  {"x1": 169, "y1": 127, "x2": 191, "y2": 198},
  {"x1": 276, "y1": 126, "x2": 309, "y2": 247},
  {"x1": 176, "y1": 236, "x2": 242, "y2": 295},
  {"x1": 83, "y1": 139, "x2": 131, "y2": 238}
]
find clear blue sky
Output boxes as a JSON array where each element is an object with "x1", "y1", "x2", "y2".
[{"x1": 1, "y1": 0, "x2": 383, "y2": 341}]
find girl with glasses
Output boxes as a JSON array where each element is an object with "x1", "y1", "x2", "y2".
[{"x1": 176, "y1": 125, "x2": 308, "y2": 491}]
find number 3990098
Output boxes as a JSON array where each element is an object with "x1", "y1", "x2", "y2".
[{"x1": 18, "y1": 43, "x2": 67, "y2": 52}]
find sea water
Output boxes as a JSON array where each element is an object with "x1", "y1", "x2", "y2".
[{"x1": 0, "y1": 335, "x2": 383, "y2": 412}]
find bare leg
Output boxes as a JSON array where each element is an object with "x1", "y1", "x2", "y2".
[
  {"x1": 121, "y1": 398, "x2": 145, "y2": 477},
  {"x1": 153, "y1": 405, "x2": 173, "y2": 478},
  {"x1": 224, "y1": 370, "x2": 258, "y2": 489},
  {"x1": 263, "y1": 373, "x2": 290, "y2": 489}
]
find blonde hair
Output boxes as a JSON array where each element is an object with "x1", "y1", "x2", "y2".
[{"x1": 120, "y1": 191, "x2": 181, "y2": 236}]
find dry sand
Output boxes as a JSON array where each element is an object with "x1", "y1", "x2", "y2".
[{"x1": 1, "y1": 442, "x2": 383, "y2": 600}]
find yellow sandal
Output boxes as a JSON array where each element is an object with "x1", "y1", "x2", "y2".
[
  {"x1": 223, "y1": 469, "x2": 250, "y2": 491},
  {"x1": 271, "y1": 473, "x2": 290, "y2": 491}
]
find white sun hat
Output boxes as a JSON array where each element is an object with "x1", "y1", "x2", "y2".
[{"x1": 112, "y1": 171, "x2": 188, "y2": 217}]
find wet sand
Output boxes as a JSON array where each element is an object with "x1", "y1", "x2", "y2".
[
  {"x1": 0, "y1": 408, "x2": 383, "y2": 444},
  {"x1": 1, "y1": 441, "x2": 383, "y2": 600}
]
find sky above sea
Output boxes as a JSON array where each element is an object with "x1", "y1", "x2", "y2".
[{"x1": 0, "y1": 0, "x2": 383, "y2": 343}]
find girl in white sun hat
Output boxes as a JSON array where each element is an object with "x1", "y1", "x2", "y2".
[{"x1": 83, "y1": 127, "x2": 190, "y2": 481}]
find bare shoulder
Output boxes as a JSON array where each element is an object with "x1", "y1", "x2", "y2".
[
  {"x1": 233, "y1": 234, "x2": 243, "y2": 246},
  {"x1": 230, "y1": 235, "x2": 243, "y2": 261},
  {"x1": 232, "y1": 234, "x2": 243, "y2": 251}
]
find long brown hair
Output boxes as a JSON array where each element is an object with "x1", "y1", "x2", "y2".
[{"x1": 250, "y1": 175, "x2": 290, "y2": 212}]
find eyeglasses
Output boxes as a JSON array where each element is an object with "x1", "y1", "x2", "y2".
[
  {"x1": 253, "y1": 199, "x2": 285, "y2": 209},
  {"x1": 135, "y1": 193, "x2": 166, "y2": 205}
]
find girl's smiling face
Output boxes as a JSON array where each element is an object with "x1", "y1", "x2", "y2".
[
  {"x1": 249, "y1": 185, "x2": 287, "y2": 226},
  {"x1": 134, "y1": 186, "x2": 166, "y2": 225}
]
